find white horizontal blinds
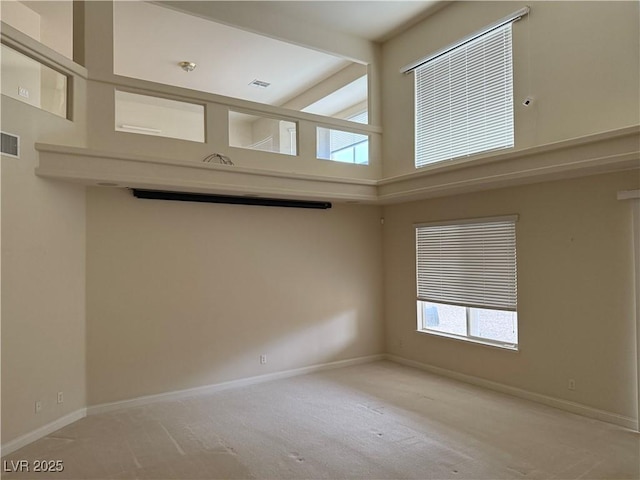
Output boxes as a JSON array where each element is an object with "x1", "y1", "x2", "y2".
[
  {"x1": 416, "y1": 218, "x2": 517, "y2": 311},
  {"x1": 329, "y1": 111, "x2": 368, "y2": 152},
  {"x1": 348, "y1": 110, "x2": 368, "y2": 124},
  {"x1": 329, "y1": 130, "x2": 368, "y2": 153},
  {"x1": 415, "y1": 23, "x2": 514, "y2": 168}
]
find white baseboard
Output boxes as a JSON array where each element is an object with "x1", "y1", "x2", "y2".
[
  {"x1": 1, "y1": 408, "x2": 87, "y2": 457},
  {"x1": 386, "y1": 354, "x2": 638, "y2": 431},
  {"x1": 2, "y1": 355, "x2": 384, "y2": 455},
  {"x1": 87, "y1": 354, "x2": 386, "y2": 415},
  {"x1": 4, "y1": 352, "x2": 634, "y2": 458}
]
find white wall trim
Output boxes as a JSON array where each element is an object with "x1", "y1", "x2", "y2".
[
  {"x1": 386, "y1": 354, "x2": 638, "y2": 431},
  {"x1": 87, "y1": 354, "x2": 385, "y2": 415},
  {"x1": 2, "y1": 353, "x2": 636, "y2": 457},
  {"x1": 617, "y1": 189, "x2": 640, "y2": 200},
  {"x1": 36, "y1": 127, "x2": 639, "y2": 205},
  {"x1": 618, "y1": 190, "x2": 640, "y2": 432},
  {"x1": 1, "y1": 355, "x2": 383, "y2": 456},
  {"x1": 0, "y1": 408, "x2": 87, "y2": 457}
]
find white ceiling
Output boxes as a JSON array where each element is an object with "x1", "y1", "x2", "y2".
[
  {"x1": 114, "y1": 1, "x2": 443, "y2": 112},
  {"x1": 114, "y1": 2, "x2": 354, "y2": 107},
  {"x1": 226, "y1": 1, "x2": 444, "y2": 42}
]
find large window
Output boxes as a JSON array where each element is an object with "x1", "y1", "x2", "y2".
[
  {"x1": 415, "y1": 216, "x2": 518, "y2": 349},
  {"x1": 414, "y1": 23, "x2": 514, "y2": 168}
]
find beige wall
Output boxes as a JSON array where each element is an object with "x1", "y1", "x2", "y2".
[
  {"x1": 86, "y1": 188, "x2": 384, "y2": 405},
  {"x1": 1, "y1": 1, "x2": 73, "y2": 59},
  {"x1": 1, "y1": 1, "x2": 41, "y2": 42},
  {"x1": 381, "y1": 1, "x2": 640, "y2": 178},
  {"x1": 31, "y1": 0, "x2": 73, "y2": 59},
  {"x1": 281, "y1": 63, "x2": 368, "y2": 114},
  {"x1": 383, "y1": 171, "x2": 639, "y2": 418},
  {"x1": 1, "y1": 81, "x2": 87, "y2": 441},
  {"x1": 3, "y1": 0, "x2": 639, "y2": 448}
]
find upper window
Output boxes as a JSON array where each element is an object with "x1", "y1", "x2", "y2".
[
  {"x1": 415, "y1": 216, "x2": 518, "y2": 349},
  {"x1": 414, "y1": 23, "x2": 514, "y2": 168},
  {"x1": 115, "y1": 91, "x2": 205, "y2": 143},
  {"x1": 1, "y1": 44, "x2": 68, "y2": 119},
  {"x1": 229, "y1": 110, "x2": 297, "y2": 156}
]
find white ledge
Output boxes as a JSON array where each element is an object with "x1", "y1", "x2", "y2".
[
  {"x1": 378, "y1": 126, "x2": 640, "y2": 203},
  {"x1": 618, "y1": 190, "x2": 640, "y2": 201},
  {"x1": 36, "y1": 126, "x2": 639, "y2": 204},
  {"x1": 380, "y1": 126, "x2": 640, "y2": 185},
  {"x1": 35, "y1": 144, "x2": 379, "y2": 203}
]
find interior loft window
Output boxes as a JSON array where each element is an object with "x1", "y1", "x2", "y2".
[
  {"x1": 414, "y1": 23, "x2": 514, "y2": 168},
  {"x1": 317, "y1": 111, "x2": 369, "y2": 165},
  {"x1": 415, "y1": 216, "x2": 518, "y2": 350},
  {"x1": 229, "y1": 110, "x2": 297, "y2": 156},
  {"x1": 115, "y1": 91, "x2": 205, "y2": 142},
  {"x1": 0, "y1": 44, "x2": 68, "y2": 119}
]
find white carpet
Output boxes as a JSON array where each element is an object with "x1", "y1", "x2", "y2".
[{"x1": 2, "y1": 361, "x2": 638, "y2": 479}]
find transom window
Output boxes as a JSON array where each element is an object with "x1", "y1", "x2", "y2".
[{"x1": 415, "y1": 216, "x2": 518, "y2": 349}]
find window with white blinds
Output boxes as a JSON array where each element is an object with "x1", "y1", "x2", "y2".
[
  {"x1": 415, "y1": 216, "x2": 518, "y2": 311},
  {"x1": 415, "y1": 23, "x2": 514, "y2": 168}
]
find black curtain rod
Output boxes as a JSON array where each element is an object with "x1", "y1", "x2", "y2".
[{"x1": 131, "y1": 189, "x2": 332, "y2": 210}]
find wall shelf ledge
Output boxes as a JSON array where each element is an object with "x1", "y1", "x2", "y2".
[{"x1": 35, "y1": 126, "x2": 639, "y2": 204}]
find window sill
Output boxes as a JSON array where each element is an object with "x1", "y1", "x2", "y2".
[{"x1": 416, "y1": 328, "x2": 519, "y2": 352}]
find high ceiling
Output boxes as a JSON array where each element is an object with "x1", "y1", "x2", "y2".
[
  {"x1": 114, "y1": 1, "x2": 445, "y2": 113},
  {"x1": 166, "y1": 1, "x2": 445, "y2": 43},
  {"x1": 114, "y1": 1, "x2": 352, "y2": 107}
]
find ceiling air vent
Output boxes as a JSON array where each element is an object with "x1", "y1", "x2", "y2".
[
  {"x1": 249, "y1": 79, "x2": 271, "y2": 89},
  {"x1": 1, "y1": 132, "x2": 19, "y2": 158}
]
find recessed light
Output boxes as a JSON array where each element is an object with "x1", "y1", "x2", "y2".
[{"x1": 249, "y1": 79, "x2": 271, "y2": 89}]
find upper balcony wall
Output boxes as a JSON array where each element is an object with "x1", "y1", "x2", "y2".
[
  {"x1": 6, "y1": 1, "x2": 637, "y2": 205},
  {"x1": 381, "y1": 1, "x2": 640, "y2": 178},
  {"x1": 74, "y1": 0, "x2": 382, "y2": 182}
]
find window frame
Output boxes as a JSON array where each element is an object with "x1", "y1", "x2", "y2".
[
  {"x1": 316, "y1": 121, "x2": 369, "y2": 165},
  {"x1": 417, "y1": 301, "x2": 518, "y2": 351},
  {"x1": 415, "y1": 216, "x2": 519, "y2": 350},
  {"x1": 413, "y1": 22, "x2": 515, "y2": 169}
]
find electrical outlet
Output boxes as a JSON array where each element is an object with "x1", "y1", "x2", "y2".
[
  {"x1": 260, "y1": 354, "x2": 267, "y2": 365},
  {"x1": 57, "y1": 391, "x2": 64, "y2": 404},
  {"x1": 35, "y1": 401, "x2": 42, "y2": 413},
  {"x1": 568, "y1": 379, "x2": 576, "y2": 391},
  {"x1": 18, "y1": 86, "x2": 30, "y2": 99}
]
